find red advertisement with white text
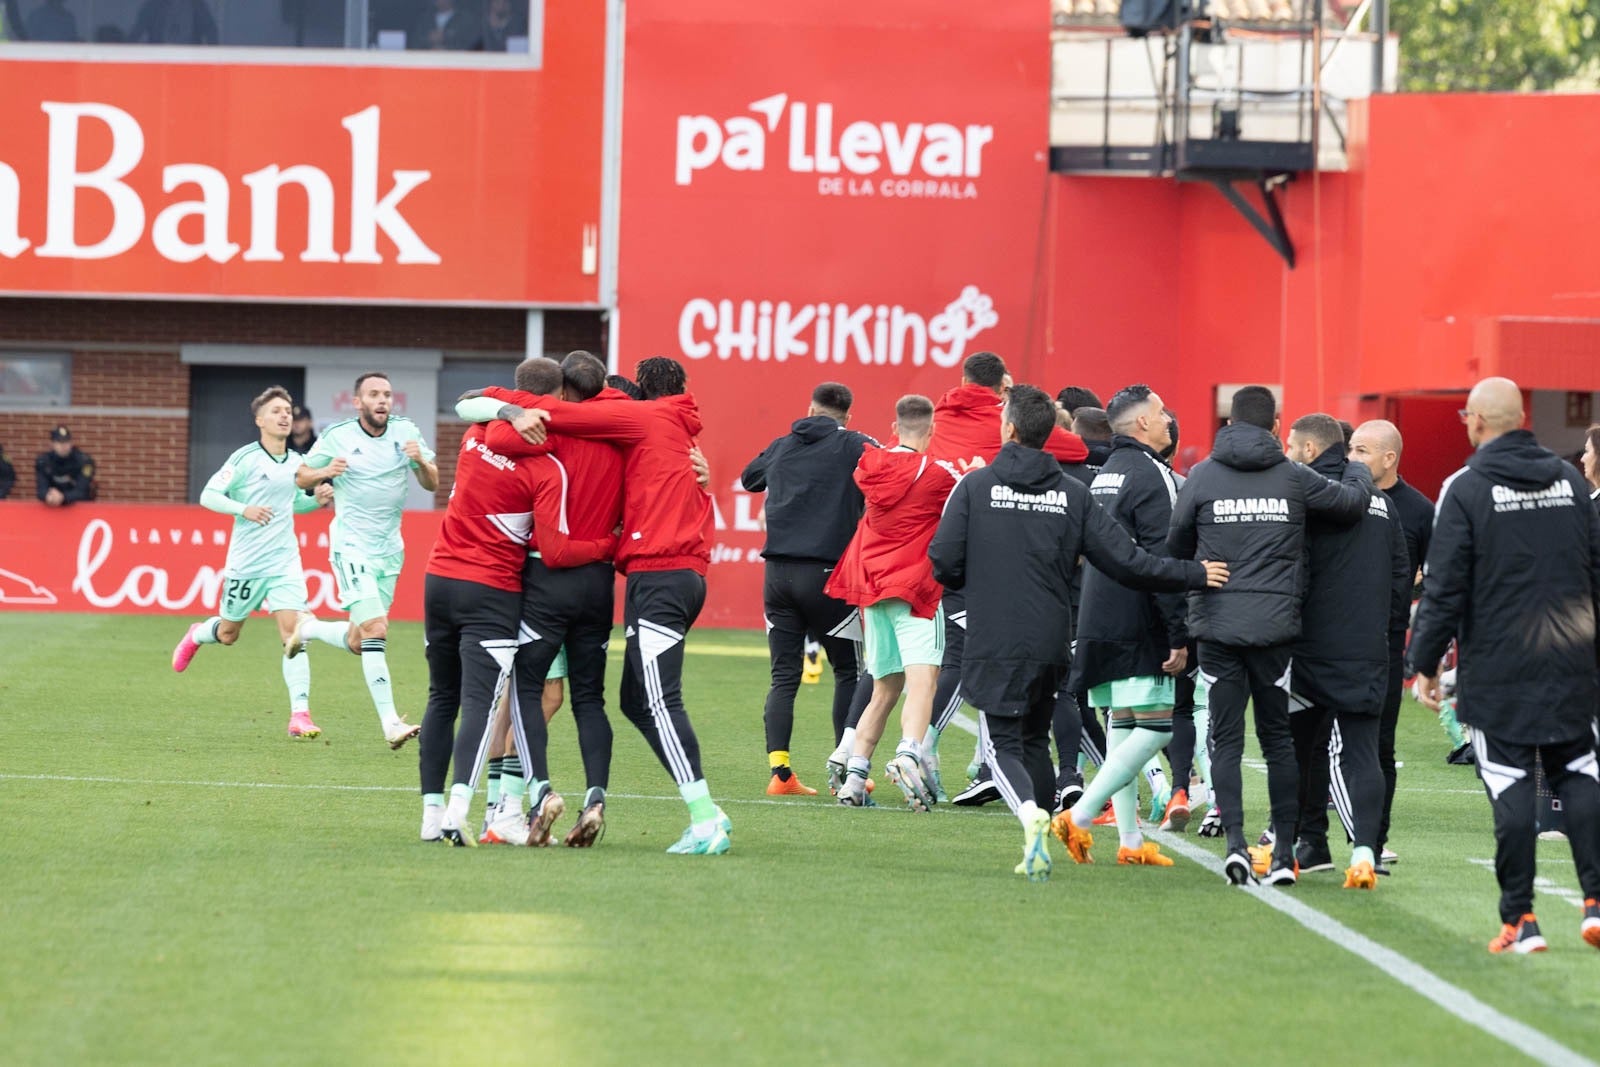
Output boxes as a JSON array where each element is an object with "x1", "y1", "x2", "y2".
[
  {"x1": 0, "y1": 503, "x2": 440, "y2": 621},
  {"x1": 616, "y1": 0, "x2": 1050, "y2": 628}
]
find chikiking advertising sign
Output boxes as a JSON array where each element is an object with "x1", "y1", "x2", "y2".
[{"x1": 617, "y1": 0, "x2": 1049, "y2": 627}]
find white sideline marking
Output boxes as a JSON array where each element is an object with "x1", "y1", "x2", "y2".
[
  {"x1": 1467, "y1": 858, "x2": 1588, "y2": 912},
  {"x1": 1150, "y1": 831, "x2": 1597, "y2": 1067},
  {"x1": 940, "y1": 716, "x2": 1597, "y2": 1067}
]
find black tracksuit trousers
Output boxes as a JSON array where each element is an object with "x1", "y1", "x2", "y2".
[
  {"x1": 1201, "y1": 640, "x2": 1297, "y2": 857},
  {"x1": 618, "y1": 569, "x2": 707, "y2": 786},
  {"x1": 514, "y1": 558, "x2": 615, "y2": 791},
  {"x1": 761, "y1": 559, "x2": 862, "y2": 750},
  {"x1": 419, "y1": 574, "x2": 522, "y2": 796}
]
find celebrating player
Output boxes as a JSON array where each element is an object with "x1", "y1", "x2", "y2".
[
  {"x1": 289, "y1": 372, "x2": 437, "y2": 748},
  {"x1": 171, "y1": 387, "x2": 333, "y2": 739}
]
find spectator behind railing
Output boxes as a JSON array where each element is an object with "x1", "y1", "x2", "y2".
[
  {"x1": 481, "y1": 0, "x2": 526, "y2": 52},
  {"x1": 36, "y1": 425, "x2": 96, "y2": 507},
  {"x1": 0, "y1": 443, "x2": 16, "y2": 500},
  {"x1": 411, "y1": 0, "x2": 479, "y2": 50},
  {"x1": 130, "y1": 0, "x2": 217, "y2": 44}
]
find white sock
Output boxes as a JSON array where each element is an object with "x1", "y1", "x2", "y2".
[
  {"x1": 1017, "y1": 799, "x2": 1041, "y2": 830},
  {"x1": 281, "y1": 653, "x2": 311, "y2": 714},
  {"x1": 359, "y1": 637, "x2": 399, "y2": 728},
  {"x1": 443, "y1": 783, "x2": 473, "y2": 828},
  {"x1": 1144, "y1": 757, "x2": 1169, "y2": 797},
  {"x1": 193, "y1": 617, "x2": 222, "y2": 645},
  {"x1": 896, "y1": 737, "x2": 921, "y2": 761},
  {"x1": 304, "y1": 620, "x2": 353, "y2": 652},
  {"x1": 1120, "y1": 831, "x2": 1145, "y2": 850},
  {"x1": 834, "y1": 727, "x2": 856, "y2": 760}
]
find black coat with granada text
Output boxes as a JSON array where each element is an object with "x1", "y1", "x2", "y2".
[{"x1": 929, "y1": 442, "x2": 1209, "y2": 717}]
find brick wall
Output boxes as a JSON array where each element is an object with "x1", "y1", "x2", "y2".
[
  {"x1": 0, "y1": 299, "x2": 604, "y2": 505},
  {"x1": 0, "y1": 298, "x2": 602, "y2": 354},
  {"x1": 432, "y1": 419, "x2": 469, "y2": 509},
  {"x1": 0, "y1": 349, "x2": 190, "y2": 503}
]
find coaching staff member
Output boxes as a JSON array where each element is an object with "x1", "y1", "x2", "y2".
[
  {"x1": 1408, "y1": 376, "x2": 1600, "y2": 954},
  {"x1": 1167, "y1": 385, "x2": 1371, "y2": 886},
  {"x1": 741, "y1": 382, "x2": 879, "y2": 795}
]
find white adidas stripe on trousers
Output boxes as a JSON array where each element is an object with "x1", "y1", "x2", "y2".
[{"x1": 636, "y1": 618, "x2": 697, "y2": 786}]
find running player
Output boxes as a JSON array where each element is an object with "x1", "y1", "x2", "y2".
[
  {"x1": 825, "y1": 395, "x2": 961, "y2": 811},
  {"x1": 289, "y1": 372, "x2": 437, "y2": 748},
  {"x1": 171, "y1": 387, "x2": 333, "y2": 739}
]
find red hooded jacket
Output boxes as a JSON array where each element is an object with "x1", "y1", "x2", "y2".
[
  {"x1": 483, "y1": 386, "x2": 626, "y2": 556},
  {"x1": 540, "y1": 391, "x2": 713, "y2": 576},
  {"x1": 929, "y1": 382, "x2": 1090, "y2": 466},
  {"x1": 824, "y1": 446, "x2": 960, "y2": 618}
]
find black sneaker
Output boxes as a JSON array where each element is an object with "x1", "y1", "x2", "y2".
[
  {"x1": 1295, "y1": 837, "x2": 1335, "y2": 873},
  {"x1": 1489, "y1": 914, "x2": 1547, "y2": 954},
  {"x1": 1264, "y1": 858, "x2": 1298, "y2": 886},
  {"x1": 1447, "y1": 743, "x2": 1476, "y2": 765},
  {"x1": 953, "y1": 772, "x2": 1001, "y2": 807},
  {"x1": 1224, "y1": 850, "x2": 1258, "y2": 885},
  {"x1": 1053, "y1": 771, "x2": 1085, "y2": 815},
  {"x1": 1196, "y1": 808, "x2": 1223, "y2": 838},
  {"x1": 441, "y1": 824, "x2": 476, "y2": 848}
]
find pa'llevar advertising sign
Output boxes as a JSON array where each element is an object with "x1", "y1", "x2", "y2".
[{"x1": 617, "y1": 0, "x2": 1049, "y2": 627}]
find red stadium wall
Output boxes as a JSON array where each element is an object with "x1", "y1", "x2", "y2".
[{"x1": 1042, "y1": 93, "x2": 1600, "y2": 496}]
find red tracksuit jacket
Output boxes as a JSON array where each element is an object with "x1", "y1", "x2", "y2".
[
  {"x1": 825, "y1": 446, "x2": 960, "y2": 618},
  {"x1": 540, "y1": 391, "x2": 713, "y2": 576},
  {"x1": 930, "y1": 382, "x2": 1090, "y2": 466},
  {"x1": 482, "y1": 386, "x2": 626, "y2": 556},
  {"x1": 427, "y1": 423, "x2": 616, "y2": 592}
]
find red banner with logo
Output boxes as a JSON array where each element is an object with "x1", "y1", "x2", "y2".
[
  {"x1": 616, "y1": 0, "x2": 1049, "y2": 628},
  {"x1": 0, "y1": 502, "x2": 441, "y2": 620},
  {"x1": 0, "y1": 3, "x2": 603, "y2": 305}
]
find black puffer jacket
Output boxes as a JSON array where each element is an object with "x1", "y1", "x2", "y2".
[
  {"x1": 1071, "y1": 436, "x2": 1188, "y2": 690},
  {"x1": 929, "y1": 442, "x2": 1209, "y2": 716},
  {"x1": 1290, "y1": 448, "x2": 1412, "y2": 714},
  {"x1": 741, "y1": 416, "x2": 877, "y2": 563},
  {"x1": 1406, "y1": 430, "x2": 1600, "y2": 745},
  {"x1": 1167, "y1": 422, "x2": 1371, "y2": 647}
]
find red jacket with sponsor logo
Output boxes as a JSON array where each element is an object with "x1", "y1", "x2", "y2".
[
  {"x1": 483, "y1": 386, "x2": 626, "y2": 556},
  {"x1": 930, "y1": 382, "x2": 1089, "y2": 466},
  {"x1": 824, "y1": 446, "x2": 960, "y2": 618},
  {"x1": 539, "y1": 391, "x2": 713, "y2": 576},
  {"x1": 426, "y1": 423, "x2": 615, "y2": 592}
]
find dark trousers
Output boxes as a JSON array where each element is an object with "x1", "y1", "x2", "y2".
[
  {"x1": 514, "y1": 558, "x2": 615, "y2": 791},
  {"x1": 843, "y1": 673, "x2": 873, "y2": 734},
  {"x1": 1200, "y1": 640, "x2": 1296, "y2": 854},
  {"x1": 1292, "y1": 705, "x2": 1382, "y2": 851},
  {"x1": 618, "y1": 569, "x2": 707, "y2": 786},
  {"x1": 1379, "y1": 631, "x2": 1405, "y2": 849},
  {"x1": 1168, "y1": 666, "x2": 1198, "y2": 790},
  {"x1": 1471, "y1": 729, "x2": 1600, "y2": 924},
  {"x1": 979, "y1": 667, "x2": 1063, "y2": 814},
  {"x1": 761, "y1": 559, "x2": 862, "y2": 752},
  {"x1": 418, "y1": 574, "x2": 522, "y2": 795},
  {"x1": 931, "y1": 590, "x2": 966, "y2": 734}
]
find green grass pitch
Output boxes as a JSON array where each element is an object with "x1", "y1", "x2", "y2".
[{"x1": 1, "y1": 614, "x2": 1597, "y2": 1065}]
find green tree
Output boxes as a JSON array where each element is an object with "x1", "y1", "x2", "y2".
[{"x1": 1390, "y1": 0, "x2": 1600, "y2": 90}]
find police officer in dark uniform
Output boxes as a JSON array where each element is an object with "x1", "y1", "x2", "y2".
[
  {"x1": 35, "y1": 425, "x2": 95, "y2": 506},
  {"x1": 289, "y1": 405, "x2": 318, "y2": 455},
  {"x1": 0, "y1": 443, "x2": 16, "y2": 499}
]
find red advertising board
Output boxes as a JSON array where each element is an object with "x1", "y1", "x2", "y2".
[
  {"x1": 616, "y1": 0, "x2": 1050, "y2": 628},
  {"x1": 0, "y1": 502, "x2": 441, "y2": 621},
  {"x1": 0, "y1": 2, "x2": 604, "y2": 306}
]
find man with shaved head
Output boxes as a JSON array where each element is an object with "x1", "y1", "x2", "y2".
[
  {"x1": 1408, "y1": 377, "x2": 1600, "y2": 954},
  {"x1": 1346, "y1": 420, "x2": 1457, "y2": 877}
]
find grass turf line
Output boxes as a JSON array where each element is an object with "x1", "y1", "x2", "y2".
[{"x1": 0, "y1": 614, "x2": 1595, "y2": 1065}]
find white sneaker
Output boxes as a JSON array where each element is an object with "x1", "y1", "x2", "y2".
[
  {"x1": 384, "y1": 718, "x2": 422, "y2": 751},
  {"x1": 483, "y1": 804, "x2": 531, "y2": 846},
  {"x1": 421, "y1": 804, "x2": 444, "y2": 842},
  {"x1": 284, "y1": 612, "x2": 315, "y2": 659}
]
